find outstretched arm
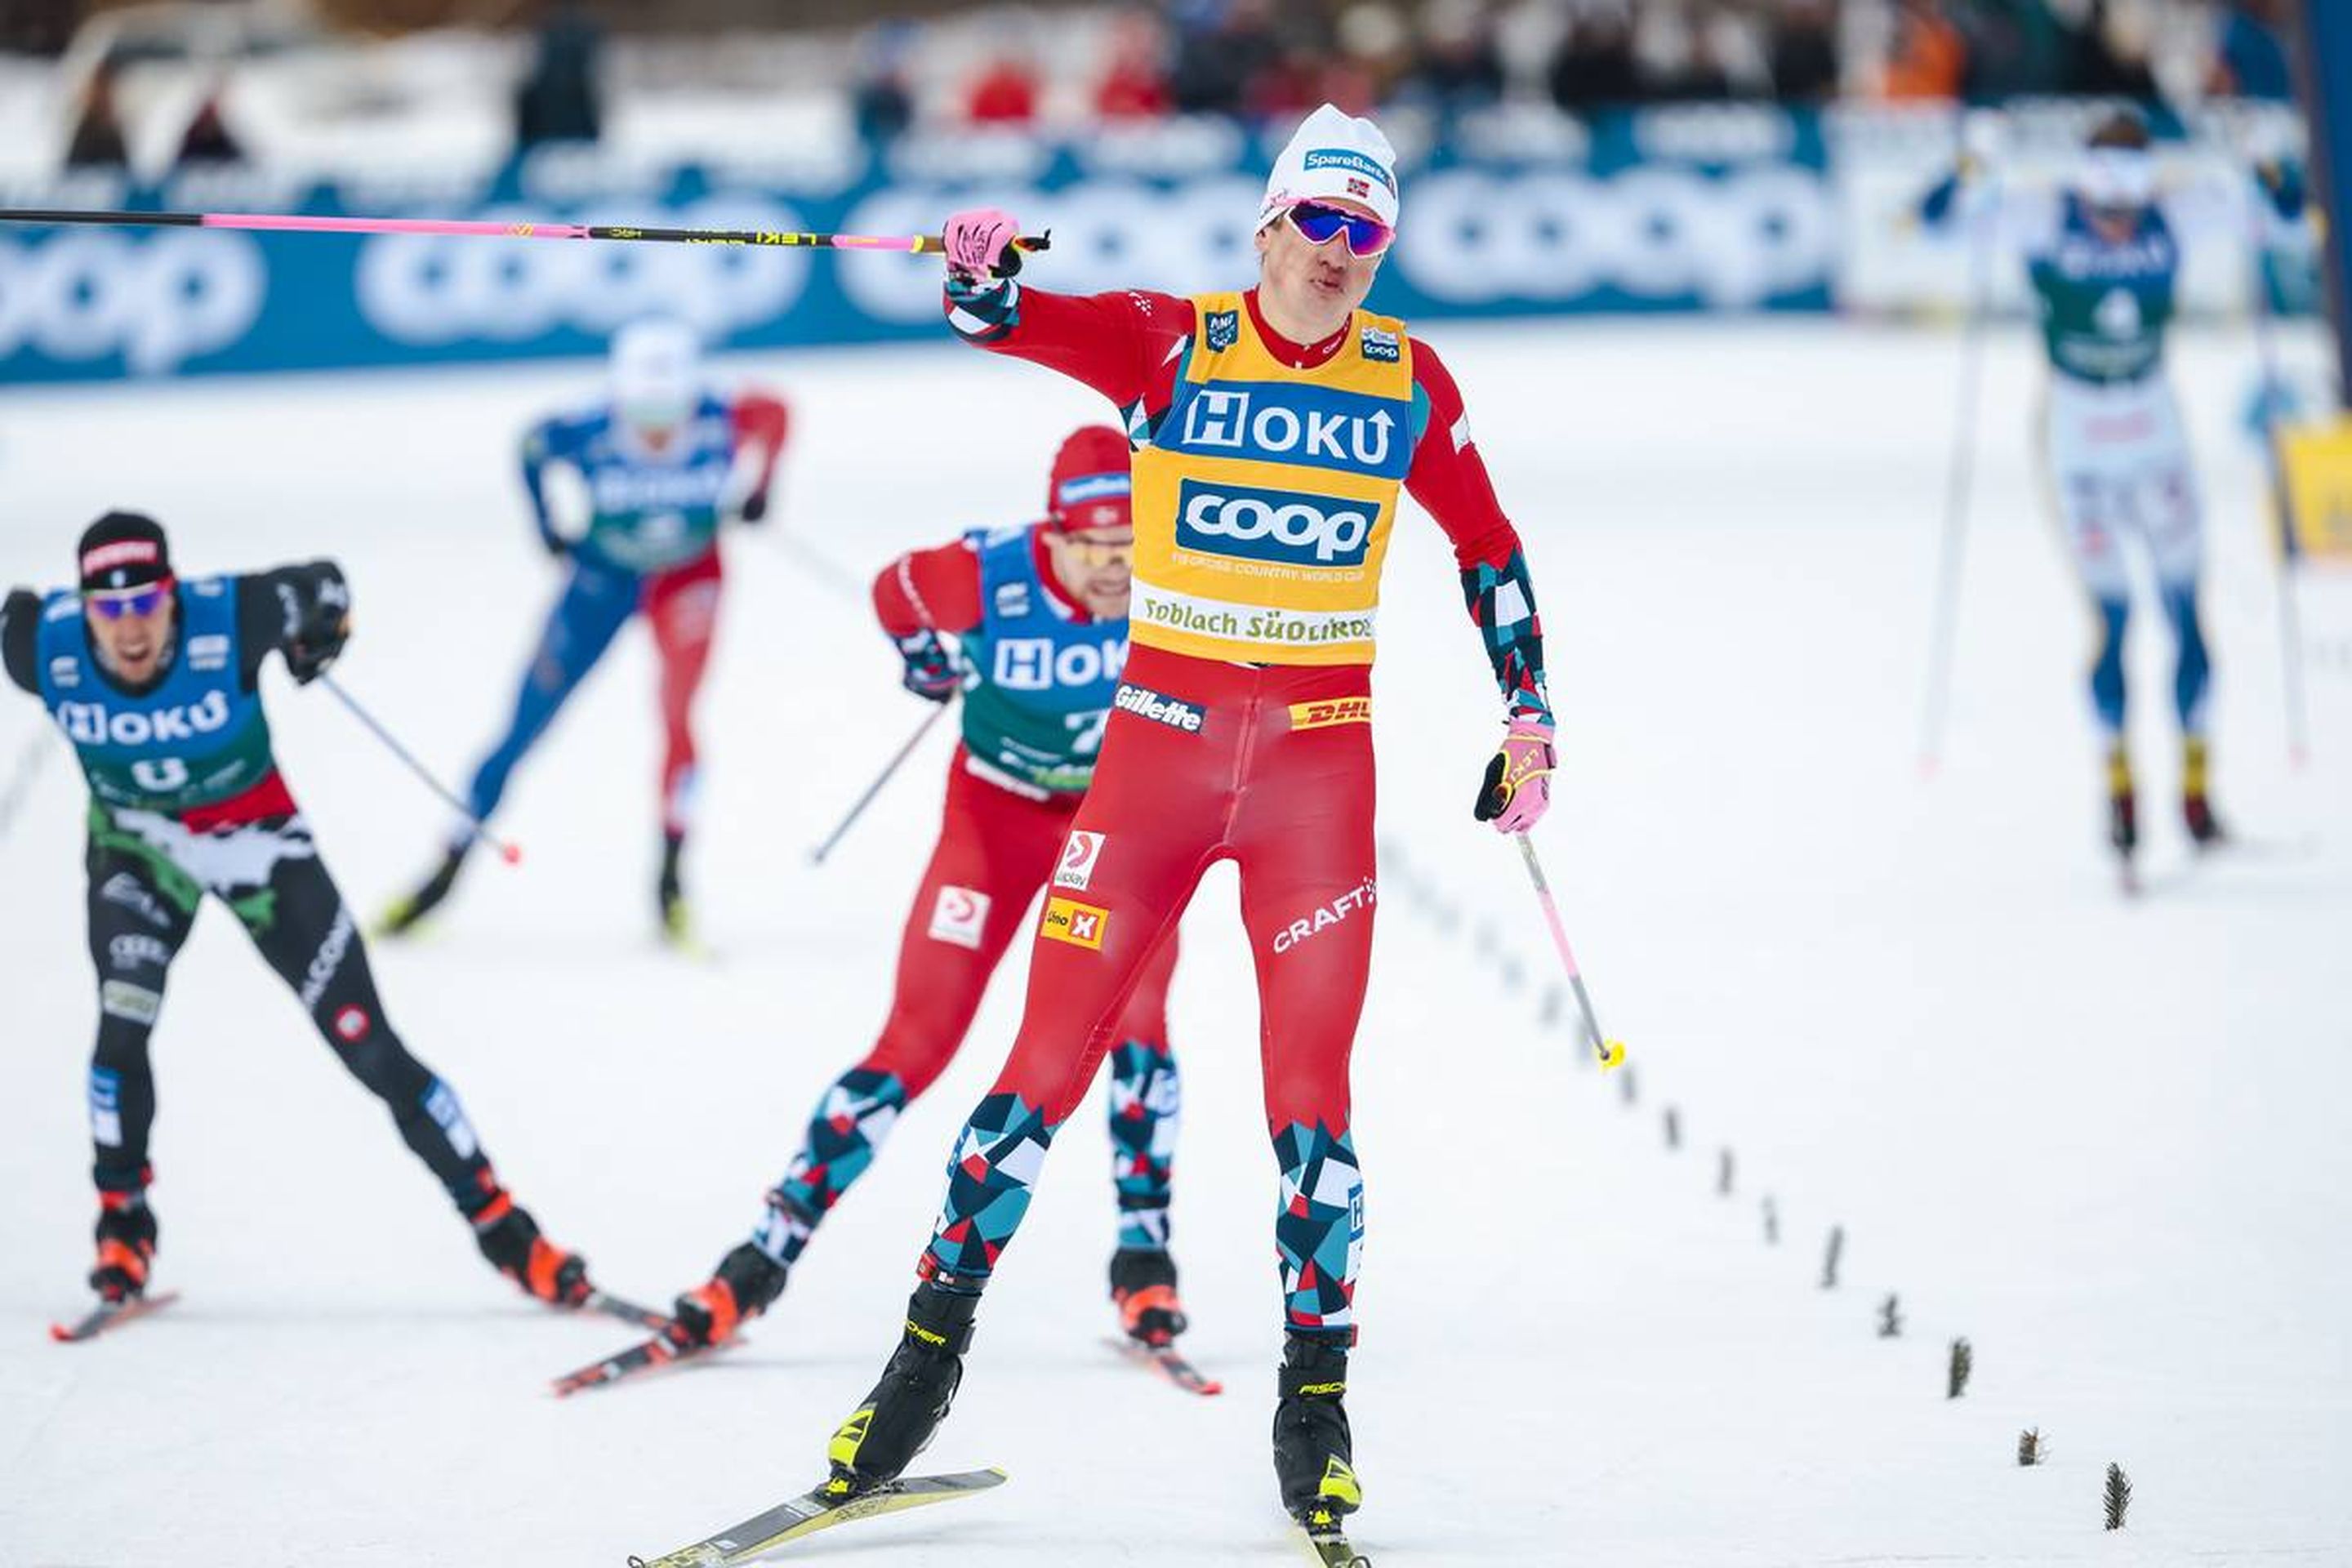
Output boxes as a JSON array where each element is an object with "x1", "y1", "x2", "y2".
[{"x1": 730, "y1": 392, "x2": 791, "y2": 522}]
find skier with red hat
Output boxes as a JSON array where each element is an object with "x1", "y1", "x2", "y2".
[{"x1": 578, "y1": 426, "x2": 1189, "y2": 1379}]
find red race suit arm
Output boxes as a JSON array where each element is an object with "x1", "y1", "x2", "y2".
[{"x1": 874, "y1": 539, "x2": 985, "y2": 639}]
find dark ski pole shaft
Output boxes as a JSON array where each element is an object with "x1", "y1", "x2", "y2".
[
  {"x1": 808, "y1": 703, "x2": 951, "y2": 866},
  {"x1": 0, "y1": 207, "x2": 1051, "y2": 257},
  {"x1": 1919, "y1": 167, "x2": 2001, "y2": 775},
  {"x1": 318, "y1": 675, "x2": 522, "y2": 864},
  {"x1": 1513, "y1": 832, "x2": 1627, "y2": 1071},
  {"x1": 2242, "y1": 160, "x2": 2313, "y2": 768}
]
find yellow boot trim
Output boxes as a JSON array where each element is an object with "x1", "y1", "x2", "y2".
[
  {"x1": 2184, "y1": 737, "x2": 2210, "y2": 799},
  {"x1": 1320, "y1": 1457, "x2": 1362, "y2": 1509},
  {"x1": 2104, "y1": 742, "x2": 2134, "y2": 799},
  {"x1": 826, "y1": 1406, "x2": 874, "y2": 1472}
]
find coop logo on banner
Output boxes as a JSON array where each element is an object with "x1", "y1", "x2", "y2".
[
  {"x1": 0, "y1": 229, "x2": 265, "y2": 372},
  {"x1": 1394, "y1": 165, "x2": 1832, "y2": 309},
  {"x1": 355, "y1": 197, "x2": 813, "y2": 345}
]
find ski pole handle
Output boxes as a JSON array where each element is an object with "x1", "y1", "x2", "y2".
[
  {"x1": 318, "y1": 674, "x2": 522, "y2": 866},
  {"x1": 1514, "y1": 833, "x2": 1626, "y2": 1071},
  {"x1": 0, "y1": 207, "x2": 1054, "y2": 256},
  {"x1": 808, "y1": 703, "x2": 951, "y2": 866}
]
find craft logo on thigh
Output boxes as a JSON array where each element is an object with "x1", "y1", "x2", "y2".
[
  {"x1": 1288, "y1": 697, "x2": 1372, "y2": 731},
  {"x1": 1270, "y1": 878, "x2": 1379, "y2": 956},
  {"x1": 1055, "y1": 830, "x2": 1107, "y2": 892},
  {"x1": 1040, "y1": 895, "x2": 1111, "y2": 951},
  {"x1": 928, "y1": 885, "x2": 991, "y2": 951},
  {"x1": 334, "y1": 1004, "x2": 372, "y2": 1044}
]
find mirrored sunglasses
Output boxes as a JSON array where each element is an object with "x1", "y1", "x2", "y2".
[
  {"x1": 1061, "y1": 536, "x2": 1135, "y2": 566},
  {"x1": 1285, "y1": 201, "x2": 1395, "y2": 259},
  {"x1": 85, "y1": 582, "x2": 172, "y2": 619}
]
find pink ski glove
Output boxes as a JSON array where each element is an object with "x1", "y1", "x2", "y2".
[
  {"x1": 1474, "y1": 716, "x2": 1555, "y2": 834},
  {"x1": 942, "y1": 207, "x2": 1022, "y2": 283}
]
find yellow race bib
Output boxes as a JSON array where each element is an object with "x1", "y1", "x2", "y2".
[{"x1": 1128, "y1": 293, "x2": 1417, "y2": 666}]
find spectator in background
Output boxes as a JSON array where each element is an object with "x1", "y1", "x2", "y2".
[
  {"x1": 2058, "y1": 0, "x2": 2158, "y2": 99},
  {"x1": 964, "y1": 47, "x2": 1041, "y2": 126},
  {"x1": 1653, "y1": 6, "x2": 1739, "y2": 101},
  {"x1": 1880, "y1": 0, "x2": 1966, "y2": 100},
  {"x1": 1956, "y1": 0, "x2": 2065, "y2": 100},
  {"x1": 175, "y1": 85, "x2": 246, "y2": 170},
  {"x1": 514, "y1": 2, "x2": 602, "y2": 152},
  {"x1": 2207, "y1": 0, "x2": 2294, "y2": 101},
  {"x1": 1768, "y1": 0, "x2": 1841, "y2": 104},
  {"x1": 1169, "y1": 0, "x2": 1281, "y2": 118},
  {"x1": 1547, "y1": 7, "x2": 1642, "y2": 112},
  {"x1": 853, "y1": 23, "x2": 917, "y2": 144},
  {"x1": 1396, "y1": 0, "x2": 1505, "y2": 119},
  {"x1": 65, "y1": 56, "x2": 131, "y2": 171},
  {"x1": 1094, "y1": 9, "x2": 1173, "y2": 121},
  {"x1": 1331, "y1": 3, "x2": 1414, "y2": 114}
]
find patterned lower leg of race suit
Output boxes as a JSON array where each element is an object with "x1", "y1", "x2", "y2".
[
  {"x1": 917, "y1": 646, "x2": 1374, "y2": 1344},
  {"x1": 735, "y1": 754, "x2": 1183, "y2": 1267},
  {"x1": 81, "y1": 811, "x2": 501, "y2": 1214}
]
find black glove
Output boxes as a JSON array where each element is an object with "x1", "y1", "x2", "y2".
[
  {"x1": 895, "y1": 630, "x2": 960, "y2": 703},
  {"x1": 285, "y1": 576, "x2": 352, "y2": 685},
  {"x1": 738, "y1": 488, "x2": 771, "y2": 525}
]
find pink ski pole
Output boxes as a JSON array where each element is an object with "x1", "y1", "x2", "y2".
[
  {"x1": 0, "y1": 207, "x2": 1052, "y2": 256},
  {"x1": 1514, "y1": 832, "x2": 1627, "y2": 1070}
]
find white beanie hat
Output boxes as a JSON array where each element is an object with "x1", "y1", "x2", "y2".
[
  {"x1": 610, "y1": 317, "x2": 701, "y2": 425},
  {"x1": 1257, "y1": 103, "x2": 1401, "y2": 232}
]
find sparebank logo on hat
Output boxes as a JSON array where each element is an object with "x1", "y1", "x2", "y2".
[
  {"x1": 1303, "y1": 149, "x2": 1396, "y2": 196},
  {"x1": 1057, "y1": 472, "x2": 1131, "y2": 506}
]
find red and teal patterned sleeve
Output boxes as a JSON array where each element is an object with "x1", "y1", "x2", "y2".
[
  {"x1": 944, "y1": 281, "x2": 1194, "y2": 415},
  {"x1": 1405, "y1": 338, "x2": 1552, "y2": 725}
]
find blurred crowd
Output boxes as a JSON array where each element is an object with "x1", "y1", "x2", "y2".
[
  {"x1": 856, "y1": 0, "x2": 2302, "y2": 141},
  {"x1": 33, "y1": 0, "x2": 2305, "y2": 176}
]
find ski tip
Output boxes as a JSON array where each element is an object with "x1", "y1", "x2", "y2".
[{"x1": 47, "y1": 1321, "x2": 75, "y2": 1343}]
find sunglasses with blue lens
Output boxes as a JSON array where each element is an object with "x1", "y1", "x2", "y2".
[
  {"x1": 1284, "y1": 201, "x2": 1396, "y2": 259},
  {"x1": 86, "y1": 584, "x2": 171, "y2": 620}
]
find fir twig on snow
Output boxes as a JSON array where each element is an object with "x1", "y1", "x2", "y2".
[
  {"x1": 1717, "y1": 1148, "x2": 1735, "y2": 1196},
  {"x1": 1878, "y1": 1294, "x2": 1903, "y2": 1338},
  {"x1": 2104, "y1": 1463, "x2": 2132, "y2": 1529},
  {"x1": 1762, "y1": 1195, "x2": 1779, "y2": 1245},
  {"x1": 1540, "y1": 985, "x2": 1563, "y2": 1027},
  {"x1": 1618, "y1": 1063, "x2": 1637, "y2": 1104},
  {"x1": 1947, "y1": 1337, "x2": 1972, "y2": 1399},
  {"x1": 1664, "y1": 1107, "x2": 1681, "y2": 1149},
  {"x1": 2016, "y1": 1428, "x2": 2045, "y2": 1467},
  {"x1": 1820, "y1": 1225, "x2": 1843, "y2": 1289}
]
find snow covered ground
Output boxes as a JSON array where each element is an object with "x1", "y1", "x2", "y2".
[{"x1": 2, "y1": 318, "x2": 2348, "y2": 1568}]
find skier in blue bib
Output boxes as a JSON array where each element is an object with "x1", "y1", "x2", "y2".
[
  {"x1": 2, "y1": 513, "x2": 612, "y2": 1314},
  {"x1": 1923, "y1": 108, "x2": 2306, "y2": 872}
]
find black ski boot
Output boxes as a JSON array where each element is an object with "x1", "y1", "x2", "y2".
[
  {"x1": 827, "y1": 1282, "x2": 978, "y2": 1494},
  {"x1": 2182, "y1": 737, "x2": 2225, "y2": 848},
  {"x1": 2105, "y1": 742, "x2": 2137, "y2": 857},
  {"x1": 657, "y1": 831, "x2": 692, "y2": 946},
  {"x1": 90, "y1": 1191, "x2": 158, "y2": 1303},
  {"x1": 378, "y1": 845, "x2": 468, "y2": 938},
  {"x1": 1109, "y1": 1248, "x2": 1188, "y2": 1348},
  {"x1": 1272, "y1": 1333, "x2": 1362, "y2": 1526},
  {"x1": 670, "y1": 1241, "x2": 789, "y2": 1348}
]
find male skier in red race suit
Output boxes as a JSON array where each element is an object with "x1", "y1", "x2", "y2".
[
  {"x1": 822, "y1": 104, "x2": 1558, "y2": 1539},
  {"x1": 651, "y1": 427, "x2": 1193, "y2": 1354}
]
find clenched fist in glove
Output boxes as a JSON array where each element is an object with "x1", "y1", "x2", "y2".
[
  {"x1": 942, "y1": 207, "x2": 1024, "y2": 284},
  {"x1": 1473, "y1": 715, "x2": 1554, "y2": 834},
  {"x1": 896, "y1": 630, "x2": 961, "y2": 703}
]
